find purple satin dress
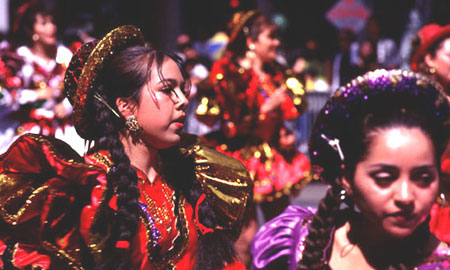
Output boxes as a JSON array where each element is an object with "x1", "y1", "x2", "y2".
[{"x1": 251, "y1": 206, "x2": 450, "y2": 270}]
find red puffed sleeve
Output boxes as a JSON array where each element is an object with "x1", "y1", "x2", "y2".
[{"x1": 0, "y1": 133, "x2": 103, "y2": 269}]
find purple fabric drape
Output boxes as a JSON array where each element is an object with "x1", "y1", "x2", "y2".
[{"x1": 251, "y1": 206, "x2": 315, "y2": 270}]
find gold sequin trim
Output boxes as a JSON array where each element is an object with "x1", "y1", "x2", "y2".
[
  {"x1": 73, "y1": 25, "x2": 145, "y2": 136},
  {"x1": 0, "y1": 185, "x2": 48, "y2": 225},
  {"x1": 42, "y1": 241, "x2": 84, "y2": 270},
  {"x1": 253, "y1": 172, "x2": 313, "y2": 203},
  {"x1": 89, "y1": 152, "x2": 113, "y2": 173}
]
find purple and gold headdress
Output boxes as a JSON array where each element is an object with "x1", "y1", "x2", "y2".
[{"x1": 309, "y1": 69, "x2": 450, "y2": 184}]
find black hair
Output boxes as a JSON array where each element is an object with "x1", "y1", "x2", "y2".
[{"x1": 297, "y1": 70, "x2": 450, "y2": 270}]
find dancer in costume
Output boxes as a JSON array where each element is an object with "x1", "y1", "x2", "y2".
[
  {"x1": 199, "y1": 10, "x2": 310, "y2": 266},
  {"x1": 252, "y1": 69, "x2": 450, "y2": 269},
  {"x1": 205, "y1": 10, "x2": 310, "y2": 209},
  {"x1": 12, "y1": 1, "x2": 85, "y2": 155},
  {"x1": 0, "y1": 25, "x2": 252, "y2": 270},
  {"x1": 410, "y1": 24, "x2": 450, "y2": 243}
]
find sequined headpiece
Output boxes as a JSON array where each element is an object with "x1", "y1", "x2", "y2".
[
  {"x1": 228, "y1": 10, "x2": 262, "y2": 44},
  {"x1": 64, "y1": 25, "x2": 145, "y2": 139},
  {"x1": 309, "y1": 69, "x2": 450, "y2": 184}
]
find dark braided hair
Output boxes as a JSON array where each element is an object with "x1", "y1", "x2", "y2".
[{"x1": 297, "y1": 70, "x2": 450, "y2": 270}]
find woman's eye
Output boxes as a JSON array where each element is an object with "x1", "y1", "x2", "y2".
[
  {"x1": 370, "y1": 171, "x2": 396, "y2": 185},
  {"x1": 181, "y1": 84, "x2": 190, "y2": 97},
  {"x1": 412, "y1": 171, "x2": 436, "y2": 184},
  {"x1": 162, "y1": 87, "x2": 174, "y2": 94}
]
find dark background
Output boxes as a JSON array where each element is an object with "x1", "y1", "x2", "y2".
[{"x1": 8, "y1": 0, "x2": 450, "y2": 58}]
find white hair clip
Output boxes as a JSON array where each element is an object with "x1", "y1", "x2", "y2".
[{"x1": 321, "y1": 134, "x2": 345, "y2": 162}]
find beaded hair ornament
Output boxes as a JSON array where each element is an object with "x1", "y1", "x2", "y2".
[
  {"x1": 228, "y1": 9, "x2": 262, "y2": 44},
  {"x1": 309, "y1": 69, "x2": 450, "y2": 185},
  {"x1": 64, "y1": 25, "x2": 145, "y2": 139}
]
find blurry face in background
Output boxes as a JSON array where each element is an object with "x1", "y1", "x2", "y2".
[
  {"x1": 347, "y1": 127, "x2": 439, "y2": 239},
  {"x1": 33, "y1": 13, "x2": 57, "y2": 46},
  {"x1": 426, "y1": 37, "x2": 450, "y2": 90},
  {"x1": 252, "y1": 26, "x2": 280, "y2": 62}
]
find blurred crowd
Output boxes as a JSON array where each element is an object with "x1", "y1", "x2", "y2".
[{"x1": 0, "y1": 1, "x2": 445, "y2": 155}]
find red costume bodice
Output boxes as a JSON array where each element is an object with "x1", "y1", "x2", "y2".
[{"x1": 0, "y1": 134, "x2": 252, "y2": 269}]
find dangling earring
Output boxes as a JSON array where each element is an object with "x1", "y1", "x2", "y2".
[
  {"x1": 32, "y1": 34, "x2": 39, "y2": 41},
  {"x1": 429, "y1": 67, "x2": 436, "y2": 74},
  {"x1": 439, "y1": 193, "x2": 447, "y2": 208},
  {"x1": 248, "y1": 43, "x2": 256, "y2": 51},
  {"x1": 339, "y1": 189, "x2": 347, "y2": 202},
  {"x1": 125, "y1": 115, "x2": 141, "y2": 133}
]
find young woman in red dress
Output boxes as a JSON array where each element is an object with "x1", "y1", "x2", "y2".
[{"x1": 0, "y1": 25, "x2": 252, "y2": 270}]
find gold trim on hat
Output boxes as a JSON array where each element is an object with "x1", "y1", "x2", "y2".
[{"x1": 72, "y1": 25, "x2": 145, "y2": 138}]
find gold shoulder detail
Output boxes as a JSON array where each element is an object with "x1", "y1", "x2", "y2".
[{"x1": 183, "y1": 144, "x2": 253, "y2": 232}]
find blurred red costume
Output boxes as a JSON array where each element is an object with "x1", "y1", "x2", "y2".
[
  {"x1": 201, "y1": 53, "x2": 311, "y2": 203},
  {"x1": 0, "y1": 134, "x2": 251, "y2": 269},
  {"x1": 430, "y1": 152, "x2": 450, "y2": 243}
]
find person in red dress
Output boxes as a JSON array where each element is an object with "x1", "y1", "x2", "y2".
[
  {"x1": 410, "y1": 23, "x2": 450, "y2": 243},
  {"x1": 0, "y1": 25, "x2": 252, "y2": 270},
  {"x1": 197, "y1": 10, "x2": 310, "y2": 267}
]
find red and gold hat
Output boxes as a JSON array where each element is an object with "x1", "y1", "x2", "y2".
[
  {"x1": 228, "y1": 9, "x2": 262, "y2": 44},
  {"x1": 64, "y1": 25, "x2": 145, "y2": 139},
  {"x1": 411, "y1": 24, "x2": 450, "y2": 72}
]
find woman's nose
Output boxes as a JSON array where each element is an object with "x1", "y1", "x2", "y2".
[
  {"x1": 174, "y1": 88, "x2": 188, "y2": 109},
  {"x1": 394, "y1": 179, "x2": 415, "y2": 207}
]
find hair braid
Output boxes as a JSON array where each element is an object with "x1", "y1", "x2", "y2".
[
  {"x1": 90, "y1": 92, "x2": 140, "y2": 270},
  {"x1": 297, "y1": 178, "x2": 342, "y2": 270}
]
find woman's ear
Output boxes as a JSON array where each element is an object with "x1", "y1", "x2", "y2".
[
  {"x1": 116, "y1": 97, "x2": 136, "y2": 119},
  {"x1": 246, "y1": 36, "x2": 255, "y2": 50},
  {"x1": 424, "y1": 54, "x2": 436, "y2": 70},
  {"x1": 342, "y1": 175, "x2": 353, "y2": 197}
]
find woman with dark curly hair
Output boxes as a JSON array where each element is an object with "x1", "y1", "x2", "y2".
[
  {"x1": 0, "y1": 25, "x2": 252, "y2": 270},
  {"x1": 252, "y1": 69, "x2": 450, "y2": 270}
]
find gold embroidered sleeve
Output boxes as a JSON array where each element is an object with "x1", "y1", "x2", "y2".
[
  {"x1": 0, "y1": 134, "x2": 102, "y2": 270},
  {"x1": 182, "y1": 143, "x2": 253, "y2": 234}
]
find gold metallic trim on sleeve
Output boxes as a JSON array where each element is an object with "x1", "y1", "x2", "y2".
[
  {"x1": 42, "y1": 241, "x2": 84, "y2": 270},
  {"x1": 184, "y1": 143, "x2": 253, "y2": 231},
  {"x1": 89, "y1": 152, "x2": 113, "y2": 173},
  {"x1": 26, "y1": 134, "x2": 95, "y2": 169},
  {"x1": 0, "y1": 184, "x2": 48, "y2": 225}
]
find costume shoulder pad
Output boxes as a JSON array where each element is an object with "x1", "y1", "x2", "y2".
[{"x1": 179, "y1": 134, "x2": 253, "y2": 235}]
